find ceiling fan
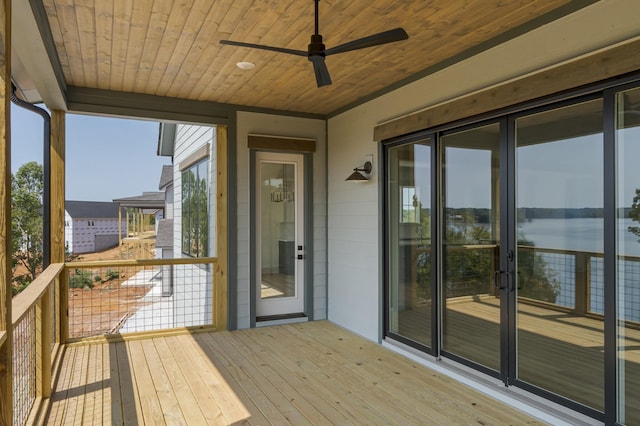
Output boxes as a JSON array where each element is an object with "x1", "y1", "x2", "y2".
[{"x1": 220, "y1": 0, "x2": 409, "y2": 88}]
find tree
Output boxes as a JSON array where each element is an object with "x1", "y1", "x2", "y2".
[
  {"x1": 443, "y1": 210, "x2": 494, "y2": 298},
  {"x1": 516, "y1": 238, "x2": 560, "y2": 303},
  {"x1": 628, "y1": 188, "x2": 640, "y2": 240},
  {"x1": 441, "y1": 209, "x2": 559, "y2": 302},
  {"x1": 12, "y1": 161, "x2": 44, "y2": 290}
]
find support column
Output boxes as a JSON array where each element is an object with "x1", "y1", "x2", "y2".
[
  {"x1": 215, "y1": 126, "x2": 228, "y2": 330},
  {"x1": 50, "y1": 110, "x2": 65, "y2": 348},
  {"x1": 50, "y1": 110, "x2": 65, "y2": 264},
  {"x1": 118, "y1": 206, "x2": 122, "y2": 246},
  {"x1": 0, "y1": 0, "x2": 12, "y2": 423}
]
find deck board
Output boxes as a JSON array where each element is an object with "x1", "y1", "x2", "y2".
[
  {"x1": 395, "y1": 297, "x2": 640, "y2": 420},
  {"x1": 45, "y1": 321, "x2": 543, "y2": 425}
]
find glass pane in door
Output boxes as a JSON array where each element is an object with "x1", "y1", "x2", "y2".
[
  {"x1": 515, "y1": 99, "x2": 604, "y2": 411},
  {"x1": 260, "y1": 162, "x2": 296, "y2": 299},
  {"x1": 441, "y1": 123, "x2": 501, "y2": 371},
  {"x1": 387, "y1": 140, "x2": 432, "y2": 347},
  {"x1": 616, "y1": 87, "x2": 640, "y2": 425}
]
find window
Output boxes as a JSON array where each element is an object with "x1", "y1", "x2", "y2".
[
  {"x1": 182, "y1": 158, "x2": 208, "y2": 257},
  {"x1": 401, "y1": 186, "x2": 420, "y2": 223}
]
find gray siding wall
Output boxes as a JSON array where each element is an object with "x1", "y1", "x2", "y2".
[
  {"x1": 236, "y1": 111, "x2": 327, "y2": 329},
  {"x1": 173, "y1": 123, "x2": 217, "y2": 326}
]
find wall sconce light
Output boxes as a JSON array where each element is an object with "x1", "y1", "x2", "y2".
[{"x1": 345, "y1": 161, "x2": 372, "y2": 182}]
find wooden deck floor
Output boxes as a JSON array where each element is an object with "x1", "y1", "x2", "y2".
[
  {"x1": 396, "y1": 297, "x2": 640, "y2": 422},
  {"x1": 45, "y1": 321, "x2": 542, "y2": 425}
]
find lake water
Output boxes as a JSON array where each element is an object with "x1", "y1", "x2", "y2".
[
  {"x1": 517, "y1": 218, "x2": 640, "y2": 321},
  {"x1": 517, "y1": 217, "x2": 640, "y2": 256}
]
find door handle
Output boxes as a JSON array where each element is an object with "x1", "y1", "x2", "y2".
[
  {"x1": 493, "y1": 270, "x2": 504, "y2": 290},
  {"x1": 493, "y1": 270, "x2": 511, "y2": 290}
]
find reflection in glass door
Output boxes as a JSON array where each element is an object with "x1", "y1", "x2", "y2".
[
  {"x1": 387, "y1": 139, "x2": 432, "y2": 347},
  {"x1": 256, "y1": 152, "x2": 304, "y2": 317},
  {"x1": 616, "y1": 87, "x2": 640, "y2": 425},
  {"x1": 441, "y1": 123, "x2": 502, "y2": 372},
  {"x1": 515, "y1": 99, "x2": 604, "y2": 412},
  {"x1": 384, "y1": 81, "x2": 640, "y2": 423}
]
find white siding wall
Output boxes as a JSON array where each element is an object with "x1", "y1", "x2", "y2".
[
  {"x1": 64, "y1": 211, "x2": 73, "y2": 252},
  {"x1": 326, "y1": 1, "x2": 640, "y2": 341},
  {"x1": 66, "y1": 215, "x2": 123, "y2": 254},
  {"x1": 173, "y1": 124, "x2": 216, "y2": 327},
  {"x1": 236, "y1": 111, "x2": 327, "y2": 329},
  {"x1": 165, "y1": 183, "x2": 174, "y2": 219}
]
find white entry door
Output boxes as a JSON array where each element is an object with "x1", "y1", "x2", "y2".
[{"x1": 255, "y1": 152, "x2": 305, "y2": 317}]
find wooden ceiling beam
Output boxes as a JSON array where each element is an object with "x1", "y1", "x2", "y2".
[
  {"x1": 12, "y1": 0, "x2": 66, "y2": 108},
  {"x1": 373, "y1": 37, "x2": 640, "y2": 141}
]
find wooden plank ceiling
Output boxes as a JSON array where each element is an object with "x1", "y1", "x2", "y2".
[{"x1": 42, "y1": 0, "x2": 574, "y2": 116}]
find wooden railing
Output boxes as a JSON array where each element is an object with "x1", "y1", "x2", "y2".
[
  {"x1": 10, "y1": 263, "x2": 64, "y2": 426},
  {"x1": 4, "y1": 256, "x2": 217, "y2": 424},
  {"x1": 424, "y1": 243, "x2": 640, "y2": 322},
  {"x1": 65, "y1": 257, "x2": 218, "y2": 341}
]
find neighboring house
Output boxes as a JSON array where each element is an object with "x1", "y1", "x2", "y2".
[
  {"x1": 113, "y1": 191, "x2": 165, "y2": 260},
  {"x1": 157, "y1": 123, "x2": 216, "y2": 326},
  {"x1": 155, "y1": 164, "x2": 174, "y2": 258},
  {"x1": 64, "y1": 201, "x2": 125, "y2": 254},
  {"x1": 112, "y1": 191, "x2": 166, "y2": 236},
  {"x1": 156, "y1": 164, "x2": 174, "y2": 296}
]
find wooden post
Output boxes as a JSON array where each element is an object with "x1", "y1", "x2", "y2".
[
  {"x1": 574, "y1": 251, "x2": 590, "y2": 316},
  {"x1": 215, "y1": 126, "x2": 228, "y2": 330},
  {"x1": 0, "y1": 0, "x2": 12, "y2": 423},
  {"x1": 50, "y1": 110, "x2": 65, "y2": 264},
  {"x1": 36, "y1": 289, "x2": 52, "y2": 398},
  {"x1": 118, "y1": 206, "x2": 122, "y2": 246},
  {"x1": 53, "y1": 276, "x2": 60, "y2": 344},
  {"x1": 59, "y1": 268, "x2": 69, "y2": 344},
  {"x1": 50, "y1": 110, "x2": 65, "y2": 346}
]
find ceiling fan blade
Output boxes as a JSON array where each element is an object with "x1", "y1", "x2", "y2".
[
  {"x1": 220, "y1": 39, "x2": 307, "y2": 57},
  {"x1": 325, "y1": 28, "x2": 408, "y2": 56},
  {"x1": 309, "y1": 55, "x2": 332, "y2": 87}
]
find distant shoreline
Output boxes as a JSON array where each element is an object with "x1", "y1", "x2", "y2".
[{"x1": 441, "y1": 207, "x2": 633, "y2": 221}]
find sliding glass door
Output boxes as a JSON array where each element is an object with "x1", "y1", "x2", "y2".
[
  {"x1": 385, "y1": 79, "x2": 640, "y2": 424},
  {"x1": 440, "y1": 123, "x2": 503, "y2": 373},
  {"x1": 387, "y1": 138, "x2": 433, "y2": 348},
  {"x1": 514, "y1": 99, "x2": 604, "y2": 412},
  {"x1": 615, "y1": 86, "x2": 640, "y2": 425}
]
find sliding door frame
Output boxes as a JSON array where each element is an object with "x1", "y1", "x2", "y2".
[
  {"x1": 382, "y1": 130, "x2": 439, "y2": 356},
  {"x1": 383, "y1": 72, "x2": 640, "y2": 425},
  {"x1": 506, "y1": 92, "x2": 606, "y2": 422}
]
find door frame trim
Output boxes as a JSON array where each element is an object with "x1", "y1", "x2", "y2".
[{"x1": 249, "y1": 149, "x2": 313, "y2": 327}]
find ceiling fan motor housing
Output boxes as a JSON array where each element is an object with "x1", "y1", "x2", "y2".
[{"x1": 308, "y1": 34, "x2": 326, "y2": 58}]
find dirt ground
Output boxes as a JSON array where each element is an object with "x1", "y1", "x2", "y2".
[
  {"x1": 67, "y1": 244, "x2": 155, "y2": 338},
  {"x1": 13, "y1": 244, "x2": 156, "y2": 338}
]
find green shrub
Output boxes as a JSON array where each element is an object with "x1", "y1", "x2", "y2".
[
  {"x1": 12, "y1": 277, "x2": 31, "y2": 296},
  {"x1": 69, "y1": 269, "x2": 93, "y2": 289},
  {"x1": 105, "y1": 269, "x2": 120, "y2": 282},
  {"x1": 94, "y1": 275, "x2": 102, "y2": 282}
]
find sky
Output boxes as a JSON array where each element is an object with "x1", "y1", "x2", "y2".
[
  {"x1": 11, "y1": 104, "x2": 171, "y2": 202},
  {"x1": 415, "y1": 129, "x2": 640, "y2": 210}
]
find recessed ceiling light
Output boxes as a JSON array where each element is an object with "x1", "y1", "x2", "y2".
[{"x1": 236, "y1": 61, "x2": 255, "y2": 70}]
